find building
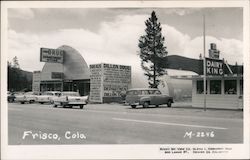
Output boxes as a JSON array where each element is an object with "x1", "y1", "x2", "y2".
[
  {"x1": 172, "y1": 74, "x2": 243, "y2": 109},
  {"x1": 33, "y1": 45, "x2": 90, "y2": 96},
  {"x1": 169, "y1": 44, "x2": 243, "y2": 110},
  {"x1": 89, "y1": 63, "x2": 131, "y2": 103}
]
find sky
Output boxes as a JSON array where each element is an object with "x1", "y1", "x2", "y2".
[{"x1": 7, "y1": 8, "x2": 243, "y2": 87}]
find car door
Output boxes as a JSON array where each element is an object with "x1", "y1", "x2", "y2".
[{"x1": 150, "y1": 90, "x2": 166, "y2": 105}]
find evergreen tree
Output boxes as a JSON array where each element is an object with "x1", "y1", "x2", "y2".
[
  {"x1": 8, "y1": 57, "x2": 32, "y2": 91},
  {"x1": 138, "y1": 11, "x2": 168, "y2": 88},
  {"x1": 13, "y1": 56, "x2": 20, "y2": 69}
]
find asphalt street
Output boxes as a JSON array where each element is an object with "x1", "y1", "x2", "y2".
[{"x1": 8, "y1": 102, "x2": 243, "y2": 145}]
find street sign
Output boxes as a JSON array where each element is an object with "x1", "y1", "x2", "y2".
[
  {"x1": 40, "y1": 48, "x2": 64, "y2": 63},
  {"x1": 205, "y1": 58, "x2": 224, "y2": 76}
]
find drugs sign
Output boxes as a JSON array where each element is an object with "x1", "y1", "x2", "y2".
[
  {"x1": 206, "y1": 58, "x2": 224, "y2": 76},
  {"x1": 40, "y1": 48, "x2": 64, "y2": 63}
]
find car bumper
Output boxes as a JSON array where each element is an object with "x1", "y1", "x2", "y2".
[
  {"x1": 36, "y1": 99, "x2": 50, "y2": 103},
  {"x1": 54, "y1": 101, "x2": 87, "y2": 106},
  {"x1": 126, "y1": 102, "x2": 139, "y2": 106}
]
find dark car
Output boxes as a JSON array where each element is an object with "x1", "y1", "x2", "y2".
[
  {"x1": 7, "y1": 92, "x2": 16, "y2": 102},
  {"x1": 125, "y1": 88, "x2": 174, "y2": 108}
]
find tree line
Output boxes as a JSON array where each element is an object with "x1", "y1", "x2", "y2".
[{"x1": 8, "y1": 56, "x2": 32, "y2": 92}]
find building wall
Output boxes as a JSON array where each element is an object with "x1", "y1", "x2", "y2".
[
  {"x1": 32, "y1": 71, "x2": 41, "y2": 94},
  {"x1": 192, "y1": 77, "x2": 243, "y2": 109},
  {"x1": 90, "y1": 63, "x2": 131, "y2": 103},
  {"x1": 37, "y1": 45, "x2": 91, "y2": 94}
]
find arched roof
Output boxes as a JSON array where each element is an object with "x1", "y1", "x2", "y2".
[{"x1": 41, "y1": 45, "x2": 90, "y2": 81}]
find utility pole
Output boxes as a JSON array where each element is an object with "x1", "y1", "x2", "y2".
[{"x1": 203, "y1": 14, "x2": 207, "y2": 111}]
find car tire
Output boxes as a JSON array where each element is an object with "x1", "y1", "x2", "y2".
[
  {"x1": 39, "y1": 102, "x2": 44, "y2": 104},
  {"x1": 29, "y1": 100, "x2": 34, "y2": 104},
  {"x1": 167, "y1": 100, "x2": 172, "y2": 107},
  {"x1": 21, "y1": 102, "x2": 25, "y2": 104},
  {"x1": 131, "y1": 105, "x2": 136, "y2": 109},
  {"x1": 80, "y1": 105, "x2": 84, "y2": 109},
  {"x1": 143, "y1": 102, "x2": 149, "y2": 108},
  {"x1": 53, "y1": 105, "x2": 57, "y2": 108}
]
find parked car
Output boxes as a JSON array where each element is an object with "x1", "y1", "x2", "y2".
[
  {"x1": 53, "y1": 92, "x2": 88, "y2": 109},
  {"x1": 36, "y1": 91, "x2": 61, "y2": 104},
  {"x1": 125, "y1": 88, "x2": 173, "y2": 108},
  {"x1": 7, "y1": 91, "x2": 16, "y2": 102},
  {"x1": 15, "y1": 92, "x2": 37, "y2": 104}
]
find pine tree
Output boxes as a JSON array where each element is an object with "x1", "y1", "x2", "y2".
[
  {"x1": 138, "y1": 11, "x2": 168, "y2": 88},
  {"x1": 12, "y1": 56, "x2": 20, "y2": 69}
]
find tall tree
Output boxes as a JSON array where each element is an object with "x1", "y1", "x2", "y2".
[{"x1": 138, "y1": 11, "x2": 168, "y2": 88}]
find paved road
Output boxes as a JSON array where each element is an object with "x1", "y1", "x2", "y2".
[{"x1": 8, "y1": 102, "x2": 243, "y2": 145}]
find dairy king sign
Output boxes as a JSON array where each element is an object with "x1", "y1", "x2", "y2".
[{"x1": 205, "y1": 58, "x2": 224, "y2": 76}]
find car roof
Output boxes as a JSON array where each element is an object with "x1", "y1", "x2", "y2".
[
  {"x1": 61, "y1": 91, "x2": 78, "y2": 93},
  {"x1": 127, "y1": 88, "x2": 159, "y2": 91}
]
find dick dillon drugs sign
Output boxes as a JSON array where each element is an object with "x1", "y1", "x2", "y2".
[{"x1": 205, "y1": 58, "x2": 224, "y2": 76}]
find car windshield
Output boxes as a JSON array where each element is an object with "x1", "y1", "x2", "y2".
[
  {"x1": 61, "y1": 92, "x2": 80, "y2": 96},
  {"x1": 44, "y1": 92, "x2": 54, "y2": 96},
  {"x1": 24, "y1": 92, "x2": 33, "y2": 95}
]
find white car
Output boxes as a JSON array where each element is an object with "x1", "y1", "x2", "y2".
[
  {"x1": 36, "y1": 91, "x2": 61, "y2": 104},
  {"x1": 53, "y1": 92, "x2": 88, "y2": 109},
  {"x1": 15, "y1": 92, "x2": 38, "y2": 104}
]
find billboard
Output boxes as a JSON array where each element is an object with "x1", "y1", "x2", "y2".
[
  {"x1": 40, "y1": 48, "x2": 64, "y2": 63},
  {"x1": 89, "y1": 63, "x2": 131, "y2": 103},
  {"x1": 205, "y1": 58, "x2": 224, "y2": 76}
]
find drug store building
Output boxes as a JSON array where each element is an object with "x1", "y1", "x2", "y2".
[
  {"x1": 33, "y1": 45, "x2": 90, "y2": 96},
  {"x1": 170, "y1": 44, "x2": 243, "y2": 110}
]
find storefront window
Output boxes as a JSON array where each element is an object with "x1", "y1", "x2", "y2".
[
  {"x1": 210, "y1": 80, "x2": 221, "y2": 94},
  {"x1": 224, "y1": 80, "x2": 237, "y2": 95},
  {"x1": 196, "y1": 80, "x2": 207, "y2": 94},
  {"x1": 240, "y1": 80, "x2": 243, "y2": 95}
]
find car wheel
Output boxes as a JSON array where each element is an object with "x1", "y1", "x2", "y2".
[
  {"x1": 131, "y1": 105, "x2": 136, "y2": 109},
  {"x1": 143, "y1": 102, "x2": 149, "y2": 108},
  {"x1": 21, "y1": 102, "x2": 25, "y2": 104},
  {"x1": 53, "y1": 105, "x2": 57, "y2": 108},
  {"x1": 167, "y1": 101, "x2": 172, "y2": 107},
  {"x1": 29, "y1": 100, "x2": 34, "y2": 104},
  {"x1": 39, "y1": 102, "x2": 44, "y2": 104},
  {"x1": 80, "y1": 105, "x2": 84, "y2": 109}
]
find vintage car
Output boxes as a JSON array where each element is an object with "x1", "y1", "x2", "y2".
[
  {"x1": 7, "y1": 91, "x2": 16, "y2": 102},
  {"x1": 36, "y1": 91, "x2": 61, "y2": 104},
  {"x1": 53, "y1": 91, "x2": 88, "y2": 109},
  {"x1": 15, "y1": 92, "x2": 38, "y2": 104},
  {"x1": 125, "y1": 88, "x2": 173, "y2": 108}
]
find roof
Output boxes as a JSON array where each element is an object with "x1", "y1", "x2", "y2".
[
  {"x1": 166, "y1": 55, "x2": 243, "y2": 75},
  {"x1": 171, "y1": 74, "x2": 243, "y2": 80},
  {"x1": 127, "y1": 88, "x2": 159, "y2": 91}
]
